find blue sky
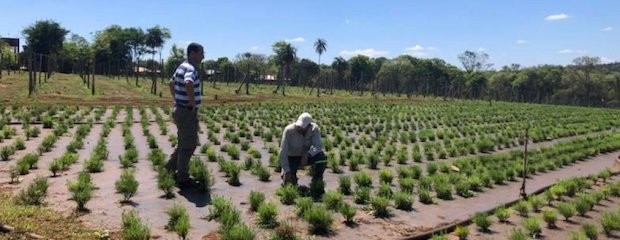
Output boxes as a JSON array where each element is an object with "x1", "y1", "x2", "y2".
[{"x1": 1, "y1": 0, "x2": 618, "y2": 68}]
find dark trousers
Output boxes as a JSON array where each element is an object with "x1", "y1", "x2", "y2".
[
  {"x1": 283, "y1": 155, "x2": 327, "y2": 186},
  {"x1": 165, "y1": 106, "x2": 198, "y2": 182}
]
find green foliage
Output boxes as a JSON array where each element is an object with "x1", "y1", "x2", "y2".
[
  {"x1": 542, "y1": 209, "x2": 558, "y2": 228},
  {"x1": 495, "y1": 205, "x2": 512, "y2": 222},
  {"x1": 473, "y1": 212, "x2": 492, "y2": 232},
  {"x1": 522, "y1": 217, "x2": 541, "y2": 237},
  {"x1": 303, "y1": 204, "x2": 333, "y2": 235},
  {"x1": 295, "y1": 197, "x2": 314, "y2": 217},
  {"x1": 513, "y1": 200, "x2": 529, "y2": 217},
  {"x1": 353, "y1": 171, "x2": 373, "y2": 188},
  {"x1": 557, "y1": 202, "x2": 576, "y2": 221},
  {"x1": 121, "y1": 210, "x2": 151, "y2": 240},
  {"x1": 393, "y1": 191, "x2": 413, "y2": 211},
  {"x1": 115, "y1": 169, "x2": 139, "y2": 202},
  {"x1": 322, "y1": 190, "x2": 344, "y2": 210},
  {"x1": 276, "y1": 184, "x2": 299, "y2": 205},
  {"x1": 340, "y1": 202, "x2": 357, "y2": 223},
  {"x1": 581, "y1": 224, "x2": 598, "y2": 240},
  {"x1": 371, "y1": 196, "x2": 390, "y2": 218},
  {"x1": 16, "y1": 177, "x2": 48, "y2": 205},
  {"x1": 257, "y1": 201, "x2": 279, "y2": 228},
  {"x1": 166, "y1": 203, "x2": 190, "y2": 239},
  {"x1": 339, "y1": 176, "x2": 352, "y2": 195},
  {"x1": 249, "y1": 191, "x2": 266, "y2": 212},
  {"x1": 454, "y1": 225, "x2": 469, "y2": 240},
  {"x1": 189, "y1": 157, "x2": 215, "y2": 191},
  {"x1": 354, "y1": 187, "x2": 371, "y2": 205}
]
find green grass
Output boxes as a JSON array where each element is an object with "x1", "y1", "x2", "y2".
[{"x1": 0, "y1": 193, "x2": 104, "y2": 239}]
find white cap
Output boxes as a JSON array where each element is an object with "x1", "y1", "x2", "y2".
[{"x1": 295, "y1": 112, "x2": 313, "y2": 128}]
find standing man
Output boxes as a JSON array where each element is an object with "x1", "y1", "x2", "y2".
[
  {"x1": 165, "y1": 42, "x2": 204, "y2": 188},
  {"x1": 279, "y1": 112, "x2": 327, "y2": 188}
]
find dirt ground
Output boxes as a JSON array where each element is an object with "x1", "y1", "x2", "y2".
[{"x1": 1, "y1": 108, "x2": 620, "y2": 240}]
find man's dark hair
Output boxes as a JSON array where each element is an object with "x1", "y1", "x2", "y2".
[{"x1": 187, "y1": 43, "x2": 203, "y2": 56}]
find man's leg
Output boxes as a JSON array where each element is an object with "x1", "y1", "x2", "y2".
[
  {"x1": 175, "y1": 107, "x2": 198, "y2": 182},
  {"x1": 311, "y1": 162, "x2": 327, "y2": 184},
  {"x1": 283, "y1": 156, "x2": 301, "y2": 185},
  {"x1": 165, "y1": 147, "x2": 179, "y2": 172}
]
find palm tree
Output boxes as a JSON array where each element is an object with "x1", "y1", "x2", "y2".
[
  {"x1": 313, "y1": 38, "x2": 327, "y2": 96},
  {"x1": 272, "y1": 41, "x2": 296, "y2": 96},
  {"x1": 145, "y1": 25, "x2": 171, "y2": 88}
]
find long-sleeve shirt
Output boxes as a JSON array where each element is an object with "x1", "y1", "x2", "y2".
[{"x1": 279, "y1": 122, "x2": 323, "y2": 172}]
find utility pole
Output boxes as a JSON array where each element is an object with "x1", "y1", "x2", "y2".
[{"x1": 519, "y1": 125, "x2": 530, "y2": 199}]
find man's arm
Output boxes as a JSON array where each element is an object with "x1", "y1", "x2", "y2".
[
  {"x1": 168, "y1": 80, "x2": 175, "y2": 103},
  {"x1": 279, "y1": 129, "x2": 290, "y2": 172},
  {"x1": 311, "y1": 125, "x2": 323, "y2": 150},
  {"x1": 184, "y1": 67, "x2": 196, "y2": 108}
]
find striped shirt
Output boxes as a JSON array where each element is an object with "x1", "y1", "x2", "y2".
[{"x1": 170, "y1": 61, "x2": 201, "y2": 107}]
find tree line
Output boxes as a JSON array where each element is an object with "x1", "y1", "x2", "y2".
[{"x1": 2, "y1": 20, "x2": 619, "y2": 107}]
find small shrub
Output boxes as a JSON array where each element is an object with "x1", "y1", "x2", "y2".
[
  {"x1": 227, "y1": 162, "x2": 242, "y2": 186},
  {"x1": 522, "y1": 217, "x2": 541, "y2": 237},
  {"x1": 166, "y1": 203, "x2": 188, "y2": 230},
  {"x1": 513, "y1": 200, "x2": 529, "y2": 217},
  {"x1": 509, "y1": 228, "x2": 528, "y2": 240},
  {"x1": 371, "y1": 196, "x2": 390, "y2": 218},
  {"x1": 115, "y1": 169, "x2": 139, "y2": 202},
  {"x1": 379, "y1": 168, "x2": 394, "y2": 185},
  {"x1": 575, "y1": 197, "x2": 592, "y2": 216},
  {"x1": 354, "y1": 171, "x2": 373, "y2": 188},
  {"x1": 376, "y1": 183, "x2": 393, "y2": 199},
  {"x1": 542, "y1": 209, "x2": 558, "y2": 228},
  {"x1": 253, "y1": 165, "x2": 271, "y2": 182},
  {"x1": 276, "y1": 184, "x2": 299, "y2": 205},
  {"x1": 399, "y1": 178, "x2": 415, "y2": 193},
  {"x1": 220, "y1": 223, "x2": 255, "y2": 240},
  {"x1": 419, "y1": 188, "x2": 433, "y2": 204},
  {"x1": 495, "y1": 205, "x2": 512, "y2": 222},
  {"x1": 189, "y1": 158, "x2": 215, "y2": 191},
  {"x1": 249, "y1": 191, "x2": 266, "y2": 212},
  {"x1": 528, "y1": 195, "x2": 544, "y2": 212},
  {"x1": 16, "y1": 177, "x2": 48, "y2": 205},
  {"x1": 340, "y1": 203, "x2": 356, "y2": 223},
  {"x1": 569, "y1": 231, "x2": 588, "y2": 240},
  {"x1": 270, "y1": 222, "x2": 299, "y2": 240},
  {"x1": 339, "y1": 176, "x2": 352, "y2": 195},
  {"x1": 434, "y1": 181, "x2": 453, "y2": 200},
  {"x1": 354, "y1": 187, "x2": 371, "y2": 204},
  {"x1": 157, "y1": 169, "x2": 175, "y2": 198},
  {"x1": 67, "y1": 172, "x2": 94, "y2": 211},
  {"x1": 323, "y1": 190, "x2": 344, "y2": 210},
  {"x1": 304, "y1": 204, "x2": 333, "y2": 235},
  {"x1": 148, "y1": 149, "x2": 166, "y2": 167},
  {"x1": 581, "y1": 224, "x2": 598, "y2": 240},
  {"x1": 473, "y1": 212, "x2": 492, "y2": 232},
  {"x1": 257, "y1": 202, "x2": 279, "y2": 228},
  {"x1": 454, "y1": 225, "x2": 469, "y2": 240},
  {"x1": 206, "y1": 196, "x2": 234, "y2": 221},
  {"x1": 557, "y1": 202, "x2": 576, "y2": 221},
  {"x1": 295, "y1": 197, "x2": 314, "y2": 217},
  {"x1": 600, "y1": 211, "x2": 620, "y2": 235},
  {"x1": 121, "y1": 210, "x2": 151, "y2": 240},
  {"x1": 393, "y1": 191, "x2": 413, "y2": 211},
  {"x1": 14, "y1": 137, "x2": 26, "y2": 150}
]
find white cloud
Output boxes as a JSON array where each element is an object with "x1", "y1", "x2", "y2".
[
  {"x1": 559, "y1": 49, "x2": 587, "y2": 54},
  {"x1": 404, "y1": 44, "x2": 437, "y2": 57},
  {"x1": 601, "y1": 57, "x2": 612, "y2": 63},
  {"x1": 285, "y1": 37, "x2": 305, "y2": 43},
  {"x1": 546, "y1": 13, "x2": 569, "y2": 21},
  {"x1": 345, "y1": 19, "x2": 350, "y2": 24},
  {"x1": 250, "y1": 46, "x2": 260, "y2": 51},
  {"x1": 602, "y1": 26, "x2": 614, "y2": 31},
  {"x1": 339, "y1": 48, "x2": 389, "y2": 58},
  {"x1": 477, "y1": 47, "x2": 487, "y2": 52},
  {"x1": 516, "y1": 40, "x2": 527, "y2": 44},
  {"x1": 407, "y1": 45, "x2": 424, "y2": 51}
]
